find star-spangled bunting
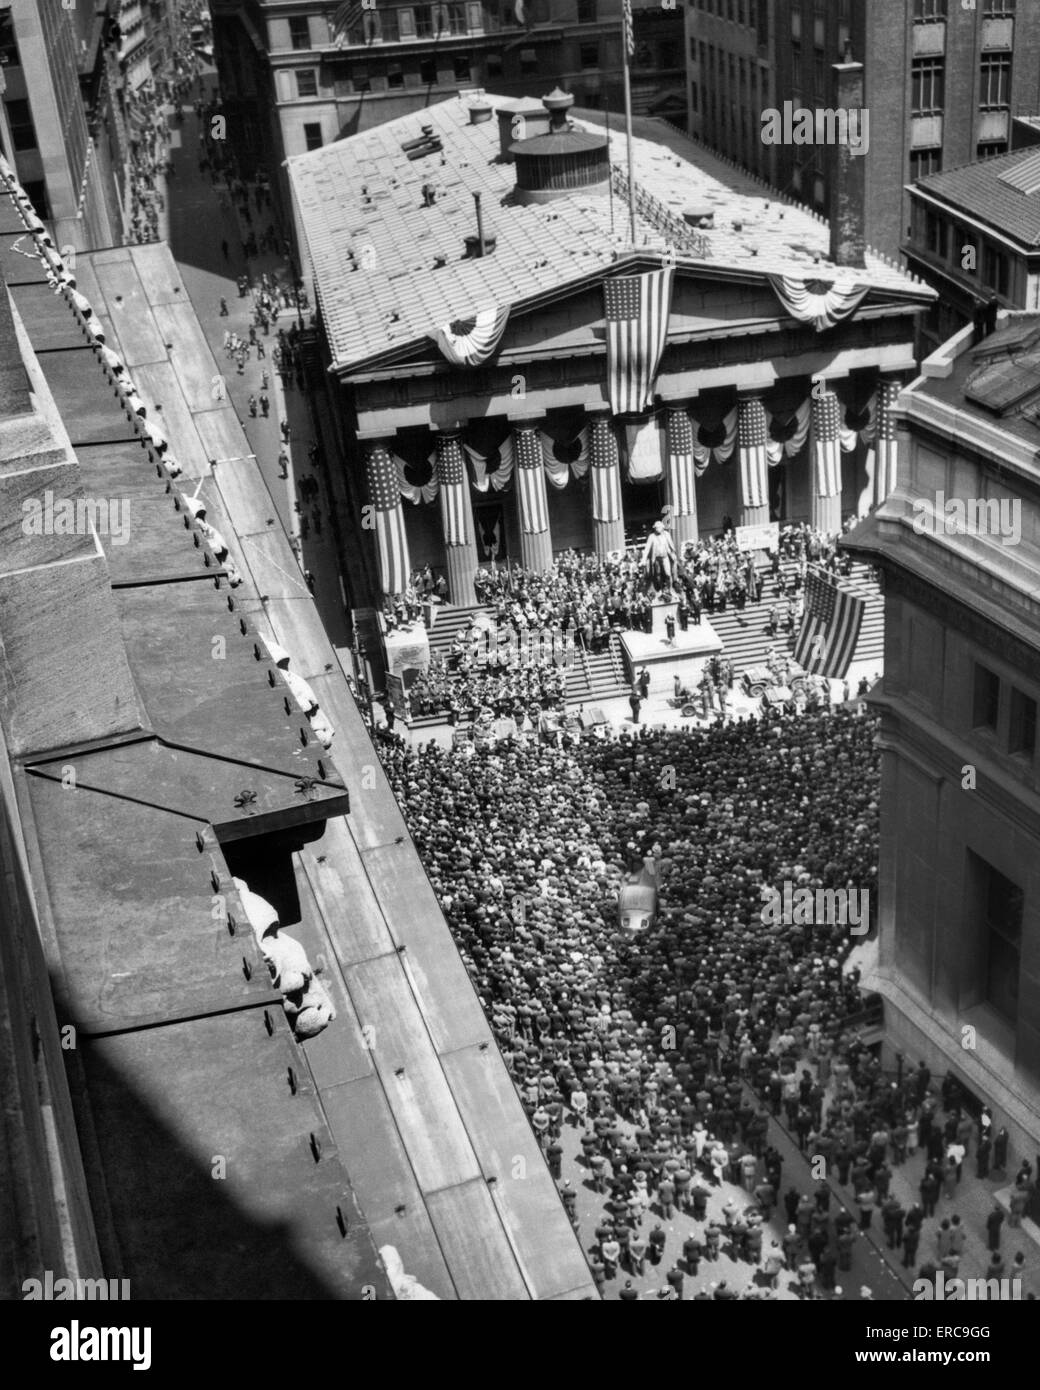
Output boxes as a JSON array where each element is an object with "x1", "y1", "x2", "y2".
[
  {"x1": 667, "y1": 410, "x2": 697, "y2": 517},
  {"x1": 793, "y1": 567, "x2": 865, "y2": 680},
  {"x1": 367, "y1": 443, "x2": 409, "y2": 595},
  {"x1": 738, "y1": 397, "x2": 769, "y2": 510},
  {"x1": 436, "y1": 435, "x2": 470, "y2": 546},
  {"x1": 515, "y1": 429, "x2": 549, "y2": 534},
  {"x1": 604, "y1": 269, "x2": 674, "y2": 416},
  {"x1": 590, "y1": 419, "x2": 622, "y2": 524},
  {"x1": 813, "y1": 391, "x2": 843, "y2": 499}
]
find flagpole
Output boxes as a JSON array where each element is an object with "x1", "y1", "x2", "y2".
[{"x1": 621, "y1": 0, "x2": 637, "y2": 247}]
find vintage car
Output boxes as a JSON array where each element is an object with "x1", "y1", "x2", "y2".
[
  {"x1": 742, "y1": 662, "x2": 810, "y2": 698},
  {"x1": 618, "y1": 865, "x2": 658, "y2": 934}
]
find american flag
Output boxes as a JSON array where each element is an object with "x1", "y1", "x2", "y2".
[
  {"x1": 813, "y1": 390, "x2": 843, "y2": 499},
  {"x1": 367, "y1": 443, "x2": 409, "y2": 595},
  {"x1": 873, "y1": 378, "x2": 900, "y2": 505},
  {"x1": 622, "y1": 0, "x2": 634, "y2": 57},
  {"x1": 738, "y1": 396, "x2": 769, "y2": 511},
  {"x1": 667, "y1": 411, "x2": 697, "y2": 522},
  {"x1": 331, "y1": 0, "x2": 365, "y2": 40},
  {"x1": 794, "y1": 567, "x2": 865, "y2": 679},
  {"x1": 667, "y1": 409, "x2": 697, "y2": 518},
  {"x1": 590, "y1": 418, "x2": 622, "y2": 524},
  {"x1": 436, "y1": 435, "x2": 470, "y2": 546},
  {"x1": 604, "y1": 268, "x2": 674, "y2": 416},
  {"x1": 515, "y1": 428, "x2": 549, "y2": 534}
]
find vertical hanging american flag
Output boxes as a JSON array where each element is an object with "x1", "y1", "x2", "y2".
[
  {"x1": 738, "y1": 397, "x2": 769, "y2": 510},
  {"x1": 667, "y1": 409, "x2": 697, "y2": 517},
  {"x1": 366, "y1": 443, "x2": 410, "y2": 596},
  {"x1": 515, "y1": 428, "x2": 549, "y2": 534},
  {"x1": 590, "y1": 417, "x2": 622, "y2": 523},
  {"x1": 436, "y1": 434, "x2": 470, "y2": 546},
  {"x1": 813, "y1": 390, "x2": 843, "y2": 499},
  {"x1": 604, "y1": 269, "x2": 674, "y2": 416},
  {"x1": 793, "y1": 567, "x2": 865, "y2": 679},
  {"x1": 331, "y1": 0, "x2": 364, "y2": 41},
  {"x1": 874, "y1": 378, "x2": 900, "y2": 505}
]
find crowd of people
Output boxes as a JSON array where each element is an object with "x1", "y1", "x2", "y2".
[
  {"x1": 376, "y1": 706, "x2": 1034, "y2": 1298},
  {"x1": 407, "y1": 652, "x2": 569, "y2": 722}
]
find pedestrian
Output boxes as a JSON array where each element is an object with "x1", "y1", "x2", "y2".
[
  {"x1": 248, "y1": 394, "x2": 257, "y2": 417},
  {"x1": 985, "y1": 1203, "x2": 1005, "y2": 1253},
  {"x1": 221, "y1": 238, "x2": 229, "y2": 260},
  {"x1": 637, "y1": 666, "x2": 650, "y2": 701},
  {"x1": 628, "y1": 686, "x2": 642, "y2": 725},
  {"x1": 278, "y1": 447, "x2": 289, "y2": 479},
  {"x1": 219, "y1": 296, "x2": 228, "y2": 316},
  {"x1": 665, "y1": 612, "x2": 676, "y2": 644}
]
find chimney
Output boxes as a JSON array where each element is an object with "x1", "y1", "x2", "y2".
[
  {"x1": 542, "y1": 88, "x2": 574, "y2": 133},
  {"x1": 828, "y1": 59, "x2": 866, "y2": 269},
  {"x1": 473, "y1": 191, "x2": 485, "y2": 258}
]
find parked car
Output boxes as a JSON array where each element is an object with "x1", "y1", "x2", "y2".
[{"x1": 618, "y1": 864, "x2": 658, "y2": 934}]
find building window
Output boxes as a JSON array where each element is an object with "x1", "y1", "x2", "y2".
[
  {"x1": 923, "y1": 208, "x2": 946, "y2": 258},
  {"x1": 914, "y1": 0, "x2": 947, "y2": 18},
  {"x1": 910, "y1": 148, "x2": 943, "y2": 179},
  {"x1": 690, "y1": 81, "x2": 699, "y2": 113},
  {"x1": 296, "y1": 69, "x2": 318, "y2": 98},
  {"x1": 415, "y1": 4, "x2": 434, "y2": 37},
  {"x1": 486, "y1": 51, "x2": 503, "y2": 76},
  {"x1": 973, "y1": 663, "x2": 1000, "y2": 729},
  {"x1": 977, "y1": 140, "x2": 1008, "y2": 159},
  {"x1": 580, "y1": 42, "x2": 598, "y2": 69},
  {"x1": 6, "y1": 98, "x2": 37, "y2": 151},
  {"x1": 352, "y1": 65, "x2": 370, "y2": 92},
  {"x1": 1009, "y1": 687, "x2": 1036, "y2": 756},
  {"x1": 912, "y1": 58, "x2": 945, "y2": 114},
  {"x1": 578, "y1": 0, "x2": 597, "y2": 20},
  {"x1": 453, "y1": 52, "x2": 471, "y2": 80},
  {"x1": 520, "y1": 47, "x2": 537, "y2": 74},
  {"x1": 289, "y1": 16, "x2": 310, "y2": 49},
  {"x1": 984, "y1": 0, "x2": 1015, "y2": 12},
  {"x1": 980, "y1": 54, "x2": 1011, "y2": 108},
  {"x1": 420, "y1": 56, "x2": 437, "y2": 83},
  {"x1": 983, "y1": 242, "x2": 1010, "y2": 295},
  {"x1": 981, "y1": 860, "x2": 1022, "y2": 1022},
  {"x1": 388, "y1": 61, "x2": 405, "y2": 88},
  {"x1": 447, "y1": 2, "x2": 467, "y2": 33},
  {"x1": 0, "y1": 11, "x2": 20, "y2": 67},
  {"x1": 303, "y1": 122, "x2": 323, "y2": 151}
]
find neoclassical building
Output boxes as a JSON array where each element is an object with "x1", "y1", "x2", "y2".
[{"x1": 288, "y1": 90, "x2": 934, "y2": 607}]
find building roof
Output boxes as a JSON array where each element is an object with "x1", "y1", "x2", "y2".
[
  {"x1": 288, "y1": 95, "x2": 925, "y2": 374},
  {"x1": 915, "y1": 146, "x2": 1040, "y2": 249}
]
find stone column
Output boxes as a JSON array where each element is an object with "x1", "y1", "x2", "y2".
[
  {"x1": 665, "y1": 406, "x2": 699, "y2": 549},
  {"x1": 513, "y1": 424, "x2": 553, "y2": 572},
  {"x1": 737, "y1": 394, "x2": 771, "y2": 529},
  {"x1": 811, "y1": 388, "x2": 844, "y2": 535},
  {"x1": 363, "y1": 439, "x2": 412, "y2": 597},
  {"x1": 434, "y1": 432, "x2": 478, "y2": 606},
  {"x1": 589, "y1": 414, "x2": 625, "y2": 557}
]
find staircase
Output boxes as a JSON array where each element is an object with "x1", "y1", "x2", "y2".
[
  {"x1": 704, "y1": 558, "x2": 884, "y2": 676},
  {"x1": 565, "y1": 631, "x2": 631, "y2": 705},
  {"x1": 425, "y1": 604, "x2": 490, "y2": 664}
]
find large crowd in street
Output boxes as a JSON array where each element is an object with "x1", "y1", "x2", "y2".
[{"x1": 376, "y1": 706, "x2": 1037, "y2": 1298}]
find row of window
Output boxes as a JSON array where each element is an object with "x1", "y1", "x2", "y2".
[
  {"x1": 915, "y1": 0, "x2": 1016, "y2": 17},
  {"x1": 912, "y1": 54, "x2": 1011, "y2": 116},
  {"x1": 308, "y1": 0, "x2": 597, "y2": 50},
  {"x1": 916, "y1": 203, "x2": 1011, "y2": 296}
]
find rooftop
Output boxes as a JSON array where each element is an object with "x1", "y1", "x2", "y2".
[
  {"x1": 915, "y1": 146, "x2": 1040, "y2": 249},
  {"x1": 288, "y1": 95, "x2": 924, "y2": 374}
]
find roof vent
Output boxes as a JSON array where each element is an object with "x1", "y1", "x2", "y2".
[
  {"x1": 683, "y1": 207, "x2": 715, "y2": 230},
  {"x1": 469, "y1": 102, "x2": 493, "y2": 125},
  {"x1": 510, "y1": 91, "x2": 609, "y2": 205},
  {"x1": 495, "y1": 104, "x2": 551, "y2": 162}
]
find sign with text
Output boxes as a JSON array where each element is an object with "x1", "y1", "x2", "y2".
[{"x1": 735, "y1": 521, "x2": 779, "y2": 553}]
